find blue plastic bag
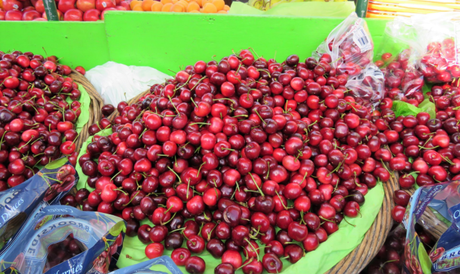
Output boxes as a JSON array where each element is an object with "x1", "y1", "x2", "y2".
[
  {"x1": 403, "y1": 181, "x2": 460, "y2": 273},
  {"x1": 0, "y1": 205, "x2": 126, "y2": 274},
  {"x1": 108, "y1": 256, "x2": 182, "y2": 274},
  {"x1": 0, "y1": 158, "x2": 78, "y2": 254}
]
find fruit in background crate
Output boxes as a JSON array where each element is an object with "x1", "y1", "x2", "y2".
[{"x1": 76, "y1": 0, "x2": 96, "y2": 12}]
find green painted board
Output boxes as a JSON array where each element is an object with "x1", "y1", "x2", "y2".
[
  {"x1": 0, "y1": 21, "x2": 109, "y2": 70},
  {"x1": 0, "y1": 12, "x2": 389, "y2": 74},
  {"x1": 104, "y1": 12, "x2": 389, "y2": 75}
]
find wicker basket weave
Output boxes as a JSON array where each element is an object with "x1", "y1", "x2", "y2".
[
  {"x1": 69, "y1": 70, "x2": 104, "y2": 152},
  {"x1": 326, "y1": 170, "x2": 400, "y2": 274}
]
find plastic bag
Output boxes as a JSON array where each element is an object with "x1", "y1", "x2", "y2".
[
  {"x1": 314, "y1": 12, "x2": 373, "y2": 75},
  {"x1": 345, "y1": 63, "x2": 385, "y2": 104},
  {"x1": 0, "y1": 158, "x2": 78, "y2": 254},
  {"x1": 109, "y1": 256, "x2": 182, "y2": 274},
  {"x1": 85, "y1": 62, "x2": 171, "y2": 107},
  {"x1": 410, "y1": 13, "x2": 460, "y2": 83},
  {"x1": 375, "y1": 16, "x2": 425, "y2": 105},
  {"x1": 402, "y1": 181, "x2": 460, "y2": 273},
  {"x1": 0, "y1": 205, "x2": 125, "y2": 274}
]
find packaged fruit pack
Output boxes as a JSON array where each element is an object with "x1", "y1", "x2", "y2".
[
  {"x1": 402, "y1": 181, "x2": 460, "y2": 273},
  {"x1": 314, "y1": 12, "x2": 374, "y2": 76},
  {"x1": 0, "y1": 158, "x2": 77, "y2": 254},
  {"x1": 374, "y1": 16, "x2": 425, "y2": 106},
  {"x1": 108, "y1": 256, "x2": 181, "y2": 274},
  {"x1": 408, "y1": 13, "x2": 460, "y2": 83},
  {"x1": 0, "y1": 205, "x2": 125, "y2": 274}
]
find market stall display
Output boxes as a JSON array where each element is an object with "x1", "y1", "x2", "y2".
[{"x1": 0, "y1": 10, "x2": 460, "y2": 274}]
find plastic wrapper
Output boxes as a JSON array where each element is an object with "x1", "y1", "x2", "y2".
[
  {"x1": 314, "y1": 12, "x2": 374, "y2": 75},
  {"x1": 345, "y1": 63, "x2": 385, "y2": 104},
  {"x1": 109, "y1": 256, "x2": 182, "y2": 274},
  {"x1": 0, "y1": 205, "x2": 125, "y2": 274},
  {"x1": 375, "y1": 16, "x2": 425, "y2": 104},
  {"x1": 402, "y1": 181, "x2": 460, "y2": 273},
  {"x1": 409, "y1": 13, "x2": 460, "y2": 83},
  {"x1": 85, "y1": 62, "x2": 171, "y2": 107},
  {"x1": 0, "y1": 158, "x2": 78, "y2": 254}
]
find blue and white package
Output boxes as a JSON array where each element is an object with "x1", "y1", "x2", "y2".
[
  {"x1": 402, "y1": 181, "x2": 460, "y2": 273},
  {"x1": 0, "y1": 205, "x2": 126, "y2": 274},
  {"x1": 108, "y1": 256, "x2": 182, "y2": 274},
  {"x1": 0, "y1": 158, "x2": 78, "y2": 253}
]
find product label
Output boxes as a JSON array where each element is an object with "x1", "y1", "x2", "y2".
[{"x1": 352, "y1": 25, "x2": 372, "y2": 53}]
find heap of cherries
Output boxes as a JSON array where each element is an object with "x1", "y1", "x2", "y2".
[
  {"x1": 0, "y1": 50, "x2": 87, "y2": 191},
  {"x1": 74, "y1": 49, "x2": 410, "y2": 274}
]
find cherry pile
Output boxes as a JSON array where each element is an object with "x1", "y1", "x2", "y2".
[
  {"x1": 73, "y1": 49, "x2": 409, "y2": 274},
  {"x1": 0, "y1": 51, "x2": 86, "y2": 191}
]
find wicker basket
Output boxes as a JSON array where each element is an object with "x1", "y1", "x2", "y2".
[
  {"x1": 69, "y1": 70, "x2": 104, "y2": 152},
  {"x1": 326, "y1": 170, "x2": 400, "y2": 274},
  {"x1": 406, "y1": 188, "x2": 449, "y2": 239}
]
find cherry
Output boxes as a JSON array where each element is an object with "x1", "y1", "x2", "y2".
[
  {"x1": 145, "y1": 242, "x2": 164, "y2": 259},
  {"x1": 171, "y1": 248, "x2": 191, "y2": 266},
  {"x1": 262, "y1": 253, "x2": 283, "y2": 273},
  {"x1": 185, "y1": 256, "x2": 206, "y2": 274}
]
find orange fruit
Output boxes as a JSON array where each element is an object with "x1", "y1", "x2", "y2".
[
  {"x1": 130, "y1": 0, "x2": 141, "y2": 9},
  {"x1": 161, "y1": 2, "x2": 172, "y2": 10},
  {"x1": 142, "y1": 0, "x2": 155, "y2": 11},
  {"x1": 176, "y1": 0, "x2": 188, "y2": 7},
  {"x1": 151, "y1": 1, "x2": 163, "y2": 10},
  {"x1": 194, "y1": 0, "x2": 202, "y2": 6},
  {"x1": 212, "y1": 0, "x2": 224, "y2": 10},
  {"x1": 189, "y1": 9, "x2": 199, "y2": 12},
  {"x1": 223, "y1": 4, "x2": 229, "y2": 10},
  {"x1": 160, "y1": 0, "x2": 172, "y2": 4},
  {"x1": 201, "y1": 2, "x2": 217, "y2": 12},
  {"x1": 201, "y1": 0, "x2": 211, "y2": 6},
  {"x1": 186, "y1": 1, "x2": 199, "y2": 11},
  {"x1": 171, "y1": 3, "x2": 184, "y2": 11},
  {"x1": 132, "y1": 3, "x2": 143, "y2": 10},
  {"x1": 217, "y1": 9, "x2": 226, "y2": 13}
]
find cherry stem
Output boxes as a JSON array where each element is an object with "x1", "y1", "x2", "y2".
[
  {"x1": 245, "y1": 238, "x2": 260, "y2": 261},
  {"x1": 167, "y1": 166, "x2": 182, "y2": 184},
  {"x1": 123, "y1": 191, "x2": 140, "y2": 207},
  {"x1": 138, "y1": 128, "x2": 148, "y2": 139},
  {"x1": 274, "y1": 190, "x2": 288, "y2": 210},
  {"x1": 342, "y1": 217, "x2": 356, "y2": 227},
  {"x1": 248, "y1": 172, "x2": 264, "y2": 197},
  {"x1": 236, "y1": 258, "x2": 254, "y2": 271},
  {"x1": 441, "y1": 155, "x2": 455, "y2": 165},
  {"x1": 253, "y1": 109, "x2": 266, "y2": 125},
  {"x1": 161, "y1": 212, "x2": 177, "y2": 226},
  {"x1": 190, "y1": 97, "x2": 198, "y2": 108},
  {"x1": 110, "y1": 170, "x2": 122, "y2": 181},
  {"x1": 197, "y1": 161, "x2": 206, "y2": 175},
  {"x1": 265, "y1": 164, "x2": 270, "y2": 180},
  {"x1": 190, "y1": 76, "x2": 207, "y2": 91},
  {"x1": 186, "y1": 179, "x2": 191, "y2": 200}
]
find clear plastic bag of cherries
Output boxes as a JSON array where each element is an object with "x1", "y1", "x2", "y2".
[
  {"x1": 411, "y1": 13, "x2": 460, "y2": 84},
  {"x1": 314, "y1": 12, "x2": 374, "y2": 76},
  {"x1": 375, "y1": 16, "x2": 425, "y2": 106},
  {"x1": 0, "y1": 205, "x2": 125, "y2": 274}
]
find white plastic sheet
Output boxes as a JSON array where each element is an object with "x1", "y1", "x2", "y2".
[{"x1": 85, "y1": 61, "x2": 171, "y2": 106}]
